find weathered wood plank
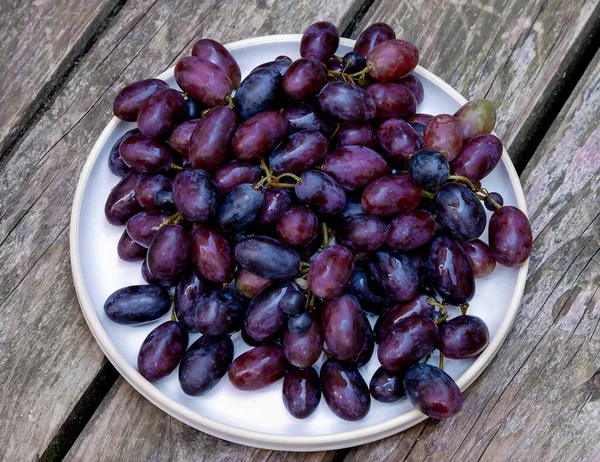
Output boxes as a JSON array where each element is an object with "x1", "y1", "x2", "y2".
[
  {"x1": 0, "y1": 0, "x2": 365, "y2": 460},
  {"x1": 346, "y1": 42, "x2": 600, "y2": 462},
  {"x1": 355, "y1": 0, "x2": 600, "y2": 169},
  {"x1": 0, "y1": 0, "x2": 121, "y2": 158}
]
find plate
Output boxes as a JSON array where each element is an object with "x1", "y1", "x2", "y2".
[{"x1": 70, "y1": 35, "x2": 529, "y2": 451}]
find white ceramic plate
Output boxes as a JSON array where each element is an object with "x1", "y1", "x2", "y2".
[{"x1": 70, "y1": 35, "x2": 529, "y2": 451}]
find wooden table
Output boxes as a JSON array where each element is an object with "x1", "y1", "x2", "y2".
[{"x1": 1, "y1": 0, "x2": 599, "y2": 460}]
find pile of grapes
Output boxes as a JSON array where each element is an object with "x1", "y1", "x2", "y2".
[{"x1": 103, "y1": 21, "x2": 533, "y2": 422}]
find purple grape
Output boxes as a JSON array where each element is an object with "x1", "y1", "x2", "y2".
[
  {"x1": 376, "y1": 118, "x2": 420, "y2": 164},
  {"x1": 190, "y1": 224, "x2": 234, "y2": 283},
  {"x1": 120, "y1": 134, "x2": 173, "y2": 174},
  {"x1": 295, "y1": 170, "x2": 346, "y2": 216},
  {"x1": 228, "y1": 345, "x2": 288, "y2": 391},
  {"x1": 408, "y1": 114, "x2": 434, "y2": 125},
  {"x1": 104, "y1": 285, "x2": 171, "y2": 325},
  {"x1": 435, "y1": 182, "x2": 486, "y2": 240},
  {"x1": 188, "y1": 106, "x2": 238, "y2": 171},
  {"x1": 410, "y1": 123, "x2": 427, "y2": 145},
  {"x1": 283, "y1": 313, "x2": 323, "y2": 368},
  {"x1": 398, "y1": 74, "x2": 424, "y2": 105},
  {"x1": 235, "y1": 268, "x2": 272, "y2": 299},
  {"x1": 368, "y1": 250, "x2": 419, "y2": 302},
  {"x1": 108, "y1": 129, "x2": 139, "y2": 176},
  {"x1": 484, "y1": 192, "x2": 504, "y2": 211},
  {"x1": 408, "y1": 148, "x2": 450, "y2": 189},
  {"x1": 191, "y1": 38, "x2": 241, "y2": 87},
  {"x1": 258, "y1": 187, "x2": 293, "y2": 226},
  {"x1": 374, "y1": 294, "x2": 435, "y2": 342},
  {"x1": 362, "y1": 174, "x2": 422, "y2": 217},
  {"x1": 370, "y1": 367, "x2": 406, "y2": 403},
  {"x1": 276, "y1": 205, "x2": 319, "y2": 247},
  {"x1": 489, "y1": 206, "x2": 533, "y2": 267},
  {"x1": 340, "y1": 196, "x2": 367, "y2": 222},
  {"x1": 386, "y1": 210, "x2": 436, "y2": 251},
  {"x1": 404, "y1": 364, "x2": 463, "y2": 419},
  {"x1": 175, "y1": 266, "x2": 214, "y2": 331},
  {"x1": 283, "y1": 102, "x2": 336, "y2": 137},
  {"x1": 283, "y1": 58, "x2": 328, "y2": 100},
  {"x1": 354, "y1": 314, "x2": 375, "y2": 367},
  {"x1": 233, "y1": 67, "x2": 283, "y2": 121},
  {"x1": 135, "y1": 174, "x2": 172, "y2": 210},
  {"x1": 137, "y1": 88, "x2": 185, "y2": 139},
  {"x1": 212, "y1": 160, "x2": 262, "y2": 197},
  {"x1": 427, "y1": 235, "x2": 475, "y2": 305},
  {"x1": 235, "y1": 236, "x2": 300, "y2": 280},
  {"x1": 269, "y1": 130, "x2": 328, "y2": 175},
  {"x1": 146, "y1": 224, "x2": 190, "y2": 280},
  {"x1": 367, "y1": 39, "x2": 419, "y2": 81},
  {"x1": 179, "y1": 334, "x2": 234, "y2": 396},
  {"x1": 117, "y1": 230, "x2": 146, "y2": 262},
  {"x1": 104, "y1": 171, "x2": 144, "y2": 225},
  {"x1": 450, "y1": 134, "x2": 503, "y2": 183},
  {"x1": 320, "y1": 359, "x2": 370, "y2": 421},
  {"x1": 113, "y1": 79, "x2": 169, "y2": 122},
  {"x1": 244, "y1": 282, "x2": 297, "y2": 344},
  {"x1": 154, "y1": 188, "x2": 176, "y2": 212},
  {"x1": 318, "y1": 81, "x2": 376, "y2": 123},
  {"x1": 193, "y1": 288, "x2": 246, "y2": 335},
  {"x1": 141, "y1": 260, "x2": 179, "y2": 288},
  {"x1": 174, "y1": 56, "x2": 233, "y2": 107},
  {"x1": 324, "y1": 145, "x2": 388, "y2": 191},
  {"x1": 341, "y1": 51, "x2": 366, "y2": 73},
  {"x1": 348, "y1": 267, "x2": 394, "y2": 315},
  {"x1": 300, "y1": 21, "x2": 339, "y2": 61},
  {"x1": 336, "y1": 123, "x2": 375, "y2": 148},
  {"x1": 185, "y1": 98, "x2": 202, "y2": 119},
  {"x1": 168, "y1": 119, "x2": 200, "y2": 156},
  {"x1": 218, "y1": 184, "x2": 264, "y2": 234},
  {"x1": 423, "y1": 114, "x2": 463, "y2": 161},
  {"x1": 321, "y1": 294, "x2": 366, "y2": 361},
  {"x1": 459, "y1": 239, "x2": 496, "y2": 278},
  {"x1": 354, "y1": 23, "x2": 396, "y2": 56},
  {"x1": 337, "y1": 214, "x2": 388, "y2": 253},
  {"x1": 173, "y1": 169, "x2": 217, "y2": 222},
  {"x1": 279, "y1": 291, "x2": 307, "y2": 316},
  {"x1": 137, "y1": 321, "x2": 188, "y2": 382},
  {"x1": 454, "y1": 99, "x2": 496, "y2": 140},
  {"x1": 283, "y1": 367, "x2": 321, "y2": 419},
  {"x1": 439, "y1": 315, "x2": 489, "y2": 359},
  {"x1": 367, "y1": 82, "x2": 417, "y2": 119},
  {"x1": 125, "y1": 211, "x2": 168, "y2": 248},
  {"x1": 232, "y1": 110, "x2": 288, "y2": 160},
  {"x1": 288, "y1": 310, "x2": 313, "y2": 335},
  {"x1": 308, "y1": 245, "x2": 355, "y2": 299}
]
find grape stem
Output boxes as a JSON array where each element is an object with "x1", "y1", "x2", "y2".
[
  {"x1": 332, "y1": 55, "x2": 343, "y2": 62},
  {"x1": 322, "y1": 223, "x2": 330, "y2": 249},
  {"x1": 225, "y1": 94, "x2": 234, "y2": 109},
  {"x1": 447, "y1": 174, "x2": 476, "y2": 190},
  {"x1": 260, "y1": 159, "x2": 273, "y2": 184},
  {"x1": 329, "y1": 123, "x2": 340, "y2": 142},
  {"x1": 274, "y1": 173, "x2": 303, "y2": 184},
  {"x1": 479, "y1": 188, "x2": 503, "y2": 210},
  {"x1": 170, "y1": 163, "x2": 183, "y2": 171},
  {"x1": 424, "y1": 352, "x2": 432, "y2": 364},
  {"x1": 460, "y1": 303, "x2": 469, "y2": 315},
  {"x1": 427, "y1": 298, "x2": 449, "y2": 324},
  {"x1": 422, "y1": 190, "x2": 435, "y2": 200},
  {"x1": 439, "y1": 352, "x2": 445, "y2": 370},
  {"x1": 170, "y1": 303, "x2": 177, "y2": 321},
  {"x1": 300, "y1": 262, "x2": 311, "y2": 268},
  {"x1": 159, "y1": 211, "x2": 184, "y2": 228}
]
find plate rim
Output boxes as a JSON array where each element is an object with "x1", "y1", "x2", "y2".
[{"x1": 69, "y1": 34, "x2": 529, "y2": 451}]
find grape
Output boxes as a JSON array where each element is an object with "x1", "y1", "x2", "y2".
[
  {"x1": 276, "y1": 205, "x2": 319, "y2": 247},
  {"x1": 408, "y1": 114, "x2": 433, "y2": 125},
  {"x1": 235, "y1": 268, "x2": 272, "y2": 299},
  {"x1": 454, "y1": 99, "x2": 497, "y2": 139},
  {"x1": 193, "y1": 288, "x2": 246, "y2": 335},
  {"x1": 296, "y1": 170, "x2": 346, "y2": 215},
  {"x1": 427, "y1": 235, "x2": 475, "y2": 305},
  {"x1": 439, "y1": 315, "x2": 489, "y2": 359},
  {"x1": 348, "y1": 266, "x2": 394, "y2": 315},
  {"x1": 408, "y1": 149, "x2": 450, "y2": 189},
  {"x1": 179, "y1": 334, "x2": 234, "y2": 396},
  {"x1": 120, "y1": 134, "x2": 173, "y2": 173},
  {"x1": 188, "y1": 106, "x2": 239, "y2": 171},
  {"x1": 374, "y1": 294, "x2": 435, "y2": 342},
  {"x1": 113, "y1": 79, "x2": 169, "y2": 121},
  {"x1": 376, "y1": 118, "x2": 420, "y2": 164},
  {"x1": 403, "y1": 364, "x2": 462, "y2": 419},
  {"x1": 308, "y1": 245, "x2": 355, "y2": 299},
  {"x1": 450, "y1": 134, "x2": 503, "y2": 183},
  {"x1": 370, "y1": 367, "x2": 406, "y2": 403},
  {"x1": 104, "y1": 171, "x2": 144, "y2": 225},
  {"x1": 342, "y1": 51, "x2": 366, "y2": 73},
  {"x1": 336, "y1": 123, "x2": 375, "y2": 148},
  {"x1": 484, "y1": 192, "x2": 504, "y2": 211},
  {"x1": 367, "y1": 39, "x2": 419, "y2": 82},
  {"x1": 175, "y1": 266, "x2": 215, "y2": 332},
  {"x1": 141, "y1": 260, "x2": 179, "y2": 288},
  {"x1": 232, "y1": 110, "x2": 288, "y2": 160},
  {"x1": 423, "y1": 114, "x2": 463, "y2": 161},
  {"x1": 320, "y1": 359, "x2": 370, "y2": 421},
  {"x1": 233, "y1": 67, "x2": 283, "y2": 121},
  {"x1": 258, "y1": 187, "x2": 293, "y2": 226},
  {"x1": 430, "y1": 310, "x2": 446, "y2": 325},
  {"x1": 125, "y1": 211, "x2": 168, "y2": 248},
  {"x1": 279, "y1": 291, "x2": 307, "y2": 316},
  {"x1": 386, "y1": 210, "x2": 436, "y2": 251},
  {"x1": 488, "y1": 206, "x2": 532, "y2": 267},
  {"x1": 190, "y1": 224, "x2": 234, "y2": 283},
  {"x1": 235, "y1": 236, "x2": 301, "y2": 280},
  {"x1": 283, "y1": 367, "x2": 321, "y2": 419},
  {"x1": 288, "y1": 310, "x2": 313, "y2": 335},
  {"x1": 109, "y1": 129, "x2": 139, "y2": 176},
  {"x1": 283, "y1": 58, "x2": 328, "y2": 100},
  {"x1": 398, "y1": 74, "x2": 424, "y2": 105},
  {"x1": 284, "y1": 102, "x2": 336, "y2": 137},
  {"x1": 135, "y1": 174, "x2": 172, "y2": 210},
  {"x1": 366, "y1": 82, "x2": 417, "y2": 119},
  {"x1": 283, "y1": 313, "x2": 323, "y2": 368},
  {"x1": 362, "y1": 174, "x2": 422, "y2": 217},
  {"x1": 354, "y1": 22, "x2": 396, "y2": 56},
  {"x1": 174, "y1": 56, "x2": 233, "y2": 107},
  {"x1": 212, "y1": 160, "x2": 262, "y2": 197},
  {"x1": 218, "y1": 184, "x2": 264, "y2": 234},
  {"x1": 185, "y1": 98, "x2": 202, "y2": 120},
  {"x1": 228, "y1": 345, "x2": 288, "y2": 391},
  {"x1": 321, "y1": 294, "x2": 366, "y2": 361},
  {"x1": 368, "y1": 250, "x2": 419, "y2": 301},
  {"x1": 137, "y1": 321, "x2": 188, "y2": 382},
  {"x1": 137, "y1": 88, "x2": 185, "y2": 139},
  {"x1": 244, "y1": 282, "x2": 297, "y2": 343},
  {"x1": 324, "y1": 145, "x2": 388, "y2": 190},
  {"x1": 337, "y1": 214, "x2": 388, "y2": 252},
  {"x1": 340, "y1": 196, "x2": 366, "y2": 222},
  {"x1": 191, "y1": 38, "x2": 241, "y2": 87},
  {"x1": 326, "y1": 57, "x2": 344, "y2": 72},
  {"x1": 354, "y1": 314, "x2": 375, "y2": 367},
  {"x1": 147, "y1": 224, "x2": 190, "y2": 280},
  {"x1": 251, "y1": 60, "x2": 291, "y2": 76},
  {"x1": 173, "y1": 169, "x2": 217, "y2": 222},
  {"x1": 434, "y1": 182, "x2": 486, "y2": 240},
  {"x1": 459, "y1": 239, "x2": 496, "y2": 278},
  {"x1": 300, "y1": 21, "x2": 339, "y2": 61},
  {"x1": 270, "y1": 130, "x2": 328, "y2": 175},
  {"x1": 104, "y1": 285, "x2": 171, "y2": 325},
  {"x1": 154, "y1": 188, "x2": 176, "y2": 212},
  {"x1": 408, "y1": 245, "x2": 432, "y2": 290},
  {"x1": 410, "y1": 123, "x2": 426, "y2": 145},
  {"x1": 377, "y1": 315, "x2": 437, "y2": 371},
  {"x1": 318, "y1": 81, "x2": 376, "y2": 123},
  {"x1": 117, "y1": 230, "x2": 146, "y2": 262}
]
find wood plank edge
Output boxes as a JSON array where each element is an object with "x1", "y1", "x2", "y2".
[{"x1": 341, "y1": 0, "x2": 377, "y2": 38}]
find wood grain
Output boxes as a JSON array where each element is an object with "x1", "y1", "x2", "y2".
[
  {"x1": 0, "y1": 0, "x2": 365, "y2": 460},
  {"x1": 355, "y1": 0, "x2": 600, "y2": 169},
  {"x1": 346, "y1": 42, "x2": 600, "y2": 462},
  {"x1": 0, "y1": 0, "x2": 121, "y2": 157}
]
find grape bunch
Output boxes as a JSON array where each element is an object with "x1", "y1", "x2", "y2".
[{"x1": 103, "y1": 20, "x2": 532, "y2": 423}]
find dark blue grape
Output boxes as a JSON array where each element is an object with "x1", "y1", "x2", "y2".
[
  {"x1": 288, "y1": 310, "x2": 313, "y2": 335},
  {"x1": 408, "y1": 149, "x2": 450, "y2": 189},
  {"x1": 434, "y1": 182, "x2": 486, "y2": 241},
  {"x1": 320, "y1": 359, "x2": 370, "y2": 421},
  {"x1": 138, "y1": 321, "x2": 188, "y2": 382},
  {"x1": 283, "y1": 367, "x2": 321, "y2": 419},
  {"x1": 104, "y1": 285, "x2": 171, "y2": 325},
  {"x1": 404, "y1": 364, "x2": 463, "y2": 419}
]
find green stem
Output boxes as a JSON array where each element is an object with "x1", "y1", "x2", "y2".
[
  {"x1": 274, "y1": 172, "x2": 303, "y2": 184},
  {"x1": 329, "y1": 123, "x2": 340, "y2": 143},
  {"x1": 439, "y1": 352, "x2": 444, "y2": 370},
  {"x1": 447, "y1": 174, "x2": 476, "y2": 191},
  {"x1": 260, "y1": 159, "x2": 272, "y2": 184},
  {"x1": 460, "y1": 303, "x2": 469, "y2": 316},
  {"x1": 252, "y1": 176, "x2": 270, "y2": 190},
  {"x1": 322, "y1": 223, "x2": 330, "y2": 249},
  {"x1": 269, "y1": 182, "x2": 296, "y2": 189},
  {"x1": 480, "y1": 188, "x2": 502, "y2": 210},
  {"x1": 159, "y1": 211, "x2": 183, "y2": 228},
  {"x1": 170, "y1": 163, "x2": 183, "y2": 171},
  {"x1": 422, "y1": 190, "x2": 435, "y2": 200}
]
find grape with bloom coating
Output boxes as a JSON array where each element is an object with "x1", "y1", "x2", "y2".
[
  {"x1": 454, "y1": 99, "x2": 497, "y2": 139},
  {"x1": 283, "y1": 367, "x2": 321, "y2": 419},
  {"x1": 126, "y1": 210, "x2": 168, "y2": 248},
  {"x1": 435, "y1": 182, "x2": 486, "y2": 241},
  {"x1": 190, "y1": 224, "x2": 234, "y2": 283},
  {"x1": 296, "y1": 170, "x2": 346, "y2": 216},
  {"x1": 336, "y1": 123, "x2": 375, "y2": 148},
  {"x1": 258, "y1": 187, "x2": 293, "y2": 226},
  {"x1": 193, "y1": 288, "x2": 246, "y2": 335},
  {"x1": 232, "y1": 110, "x2": 288, "y2": 160},
  {"x1": 450, "y1": 134, "x2": 503, "y2": 183},
  {"x1": 362, "y1": 174, "x2": 422, "y2": 217},
  {"x1": 113, "y1": 79, "x2": 169, "y2": 121},
  {"x1": 235, "y1": 236, "x2": 301, "y2": 280},
  {"x1": 233, "y1": 67, "x2": 283, "y2": 121},
  {"x1": 173, "y1": 169, "x2": 217, "y2": 223},
  {"x1": 408, "y1": 149, "x2": 450, "y2": 189},
  {"x1": 277, "y1": 205, "x2": 319, "y2": 247},
  {"x1": 189, "y1": 106, "x2": 238, "y2": 171},
  {"x1": 138, "y1": 321, "x2": 188, "y2": 382},
  {"x1": 439, "y1": 315, "x2": 489, "y2": 359},
  {"x1": 284, "y1": 102, "x2": 336, "y2": 137},
  {"x1": 321, "y1": 294, "x2": 366, "y2": 361},
  {"x1": 308, "y1": 245, "x2": 355, "y2": 299},
  {"x1": 191, "y1": 38, "x2": 241, "y2": 87},
  {"x1": 404, "y1": 364, "x2": 463, "y2": 419},
  {"x1": 376, "y1": 119, "x2": 421, "y2": 164},
  {"x1": 175, "y1": 56, "x2": 232, "y2": 107},
  {"x1": 104, "y1": 171, "x2": 144, "y2": 225},
  {"x1": 244, "y1": 282, "x2": 297, "y2": 344},
  {"x1": 399, "y1": 74, "x2": 424, "y2": 105},
  {"x1": 324, "y1": 145, "x2": 388, "y2": 191},
  {"x1": 320, "y1": 359, "x2": 370, "y2": 421},
  {"x1": 218, "y1": 184, "x2": 264, "y2": 234},
  {"x1": 117, "y1": 230, "x2": 146, "y2": 262},
  {"x1": 386, "y1": 210, "x2": 436, "y2": 251},
  {"x1": 459, "y1": 239, "x2": 497, "y2": 278},
  {"x1": 120, "y1": 134, "x2": 173, "y2": 174},
  {"x1": 283, "y1": 313, "x2": 323, "y2": 368},
  {"x1": 269, "y1": 130, "x2": 328, "y2": 175},
  {"x1": 104, "y1": 285, "x2": 171, "y2": 325},
  {"x1": 137, "y1": 88, "x2": 185, "y2": 139},
  {"x1": 370, "y1": 367, "x2": 406, "y2": 403},
  {"x1": 489, "y1": 206, "x2": 533, "y2": 267},
  {"x1": 109, "y1": 129, "x2": 138, "y2": 176},
  {"x1": 300, "y1": 21, "x2": 339, "y2": 62},
  {"x1": 374, "y1": 294, "x2": 435, "y2": 342},
  {"x1": 283, "y1": 58, "x2": 328, "y2": 100},
  {"x1": 135, "y1": 175, "x2": 172, "y2": 210},
  {"x1": 366, "y1": 82, "x2": 417, "y2": 119},
  {"x1": 212, "y1": 160, "x2": 262, "y2": 197},
  {"x1": 318, "y1": 81, "x2": 376, "y2": 123},
  {"x1": 368, "y1": 250, "x2": 419, "y2": 301},
  {"x1": 175, "y1": 267, "x2": 214, "y2": 332},
  {"x1": 336, "y1": 214, "x2": 388, "y2": 253},
  {"x1": 146, "y1": 224, "x2": 190, "y2": 280},
  {"x1": 354, "y1": 22, "x2": 396, "y2": 56}
]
